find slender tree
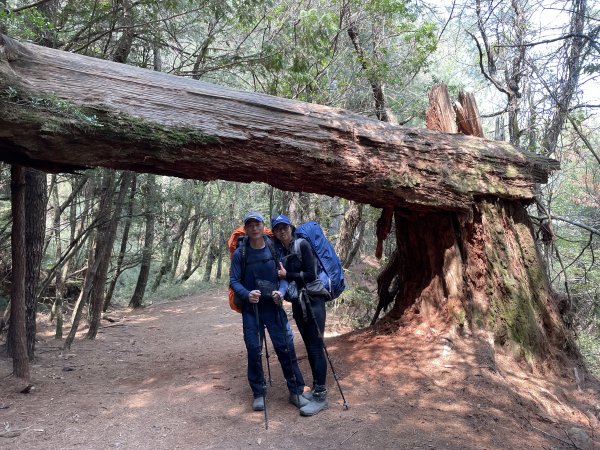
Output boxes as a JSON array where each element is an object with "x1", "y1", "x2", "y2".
[
  {"x1": 50, "y1": 175, "x2": 64, "y2": 338},
  {"x1": 130, "y1": 174, "x2": 157, "y2": 308},
  {"x1": 8, "y1": 165, "x2": 29, "y2": 379},
  {"x1": 24, "y1": 168, "x2": 47, "y2": 361},
  {"x1": 105, "y1": 173, "x2": 137, "y2": 310}
]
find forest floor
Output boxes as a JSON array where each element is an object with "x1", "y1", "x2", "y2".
[{"x1": 0, "y1": 289, "x2": 599, "y2": 450}]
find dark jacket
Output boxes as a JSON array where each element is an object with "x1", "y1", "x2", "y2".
[{"x1": 278, "y1": 237, "x2": 318, "y2": 289}]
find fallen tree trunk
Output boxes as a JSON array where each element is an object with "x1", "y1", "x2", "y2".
[{"x1": 0, "y1": 34, "x2": 558, "y2": 212}]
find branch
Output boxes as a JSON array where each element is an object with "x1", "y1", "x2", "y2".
[
  {"x1": 465, "y1": 30, "x2": 512, "y2": 97},
  {"x1": 494, "y1": 33, "x2": 600, "y2": 54},
  {"x1": 552, "y1": 215, "x2": 600, "y2": 237},
  {"x1": 10, "y1": 0, "x2": 55, "y2": 14},
  {"x1": 531, "y1": 63, "x2": 600, "y2": 165}
]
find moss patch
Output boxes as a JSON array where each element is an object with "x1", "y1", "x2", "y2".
[
  {"x1": 0, "y1": 85, "x2": 218, "y2": 148},
  {"x1": 480, "y1": 200, "x2": 546, "y2": 361}
]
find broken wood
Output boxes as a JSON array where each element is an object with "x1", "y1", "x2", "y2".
[
  {"x1": 455, "y1": 91, "x2": 484, "y2": 138},
  {"x1": 0, "y1": 35, "x2": 558, "y2": 212}
]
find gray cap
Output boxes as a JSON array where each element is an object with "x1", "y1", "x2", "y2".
[{"x1": 243, "y1": 211, "x2": 265, "y2": 224}]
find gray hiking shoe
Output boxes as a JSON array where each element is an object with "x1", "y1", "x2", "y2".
[
  {"x1": 252, "y1": 396, "x2": 265, "y2": 411},
  {"x1": 288, "y1": 392, "x2": 311, "y2": 408},
  {"x1": 299, "y1": 388, "x2": 328, "y2": 416},
  {"x1": 302, "y1": 389, "x2": 314, "y2": 402}
]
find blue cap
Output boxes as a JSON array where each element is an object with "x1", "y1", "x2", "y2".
[
  {"x1": 271, "y1": 214, "x2": 292, "y2": 229},
  {"x1": 243, "y1": 211, "x2": 265, "y2": 224}
]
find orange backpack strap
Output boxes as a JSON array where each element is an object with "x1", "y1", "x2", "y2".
[{"x1": 227, "y1": 226, "x2": 273, "y2": 313}]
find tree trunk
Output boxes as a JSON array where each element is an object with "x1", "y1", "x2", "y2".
[
  {"x1": 180, "y1": 230, "x2": 211, "y2": 282},
  {"x1": 64, "y1": 232, "x2": 101, "y2": 350},
  {"x1": 203, "y1": 218, "x2": 216, "y2": 283},
  {"x1": 8, "y1": 165, "x2": 29, "y2": 379},
  {"x1": 86, "y1": 171, "x2": 119, "y2": 339},
  {"x1": 50, "y1": 175, "x2": 64, "y2": 339},
  {"x1": 110, "y1": 0, "x2": 135, "y2": 64},
  {"x1": 0, "y1": 35, "x2": 557, "y2": 212},
  {"x1": 344, "y1": 219, "x2": 365, "y2": 269},
  {"x1": 540, "y1": 0, "x2": 587, "y2": 157},
  {"x1": 169, "y1": 203, "x2": 191, "y2": 280},
  {"x1": 24, "y1": 168, "x2": 47, "y2": 361},
  {"x1": 371, "y1": 85, "x2": 574, "y2": 363},
  {"x1": 454, "y1": 91, "x2": 484, "y2": 138},
  {"x1": 180, "y1": 215, "x2": 202, "y2": 281},
  {"x1": 215, "y1": 230, "x2": 225, "y2": 279},
  {"x1": 426, "y1": 84, "x2": 458, "y2": 134},
  {"x1": 335, "y1": 201, "x2": 363, "y2": 267},
  {"x1": 130, "y1": 174, "x2": 157, "y2": 308},
  {"x1": 104, "y1": 173, "x2": 137, "y2": 310}
]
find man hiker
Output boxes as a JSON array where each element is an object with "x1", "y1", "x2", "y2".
[{"x1": 229, "y1": 211, "x2": 310, "y2": 412}]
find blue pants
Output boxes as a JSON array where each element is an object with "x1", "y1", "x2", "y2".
[
  {"x1": 242, "y1": 302, "x2": 305, "y2": 398},
  {"x1": 292, "y1": 295, "x2": 327, "y2": 387}
]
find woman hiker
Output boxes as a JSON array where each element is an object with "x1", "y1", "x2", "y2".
[{"x1": 271, "y1": 214, "x2": 330, "y2": 416}]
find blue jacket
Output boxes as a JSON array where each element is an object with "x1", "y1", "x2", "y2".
[{"x1": 230, "y1": 240, "x2": 288, "y2": 303}]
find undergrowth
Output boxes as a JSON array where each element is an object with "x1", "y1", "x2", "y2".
[{"x1": 578, "y1": 332, "x2": 600, "y2": 377}]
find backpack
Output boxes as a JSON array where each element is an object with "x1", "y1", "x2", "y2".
[
  {"x1": 290, "y1": 221, "x2": 345, "y2": 301},
  {"x1": 227, "y1": 226, "x2": 275, "y2": 313}
]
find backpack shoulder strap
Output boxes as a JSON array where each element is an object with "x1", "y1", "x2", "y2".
[
  {"x1": 292, "y1": 237, "x2": 303, "y2": 263},
  {"x1": 264, "y1": 235, "x2": 279, "y2": 271},
  {"x1": 238, "y1": 236, "x2": 248, "y2": 279}
]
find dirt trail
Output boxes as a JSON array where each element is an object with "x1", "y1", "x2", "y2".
[{"x1": 1, "y1": 291, "x2": 598, "y2": 449}]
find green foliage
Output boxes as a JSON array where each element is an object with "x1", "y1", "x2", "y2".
[
  {"x1": 577, "y1": 332, "x2": 600, "y2": 376},
  {"x1": 328, "y1": 285, "x2": 377, "y2": 329},
  {"x1": 0, "y1": 7, "x2": 53, "y2": 41}
]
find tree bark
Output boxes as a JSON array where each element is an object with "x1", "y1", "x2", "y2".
[
  {"x1": 180, "y1": 215, "x2": 202, "y2": 281},
  {"x1": 50, "y1": 175, "x2": 64, "y2": 338},
  {"x1": 104, "y1": 172, "x2": 136, "y2": 310},
  {"x1": 335, "y1": 201, "x2": 363, "y2": 267},
  {"x1": 24, "y1": 168, "x2": 47, "y2": 361},
  {"x1": 344, "y1": 219, "x2": 365, "y2": 269},
  {"x1": 426, "y1": 84, "x2": 458, "y2": 134},
  {"x1": 215, "y1": 230, "x2": 225, "y2": 279},
  {"x1": 454, "y1": 91, "x2": 484, "y2": 138},
  {"x1": 8, "y1": 165, "x2": 29, "y2": 379},
  {"x1": 203, "y1": 218, "x2": 216, "y2": 283},
  {"x1": 371, "y1": 85, "x2": 574, "y2": 363},
  {"x1": 130, "y1": 174, "x2": 157, "y2": 308},
  {"x1": 0, "y1": 35, "x2": 558, "y2": 212},
  {"x1": 86, "y1": 171, "x2": 118, "y2": 338},
  {"x1": 540, "y1": 0, "x2": 587, "y2": 156},
  {"x1": 169, "y1": 203, "x2": 191, "y2": 280}
]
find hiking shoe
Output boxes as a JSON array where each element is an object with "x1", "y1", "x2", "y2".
[
  {"x1": 302, "y1": 389, "x2": 314, "y2": 402},
  {"x1": 252, "y1": 396, "x2": 265, "y2": 411},
  {"x1": 299, "y1": 388, "x2": 328, "y2": 416},
  {"x1": 288, "y1": 392, "x2": 311, "y2": 408}
]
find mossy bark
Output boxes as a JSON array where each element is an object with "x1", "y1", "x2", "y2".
[{"x1": 383, "y1": 199, "x2": 574, "y2": 363}]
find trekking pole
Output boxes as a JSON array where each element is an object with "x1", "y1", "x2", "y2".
[
  {"x1": 275, "y1": 300, "x2": 301, "y2": 407},
  {"x1": 301, "y1": 290, "x2": 349, "y2": 410},
  {"x1": 253, "y1": 303, "x2": 269, "y2": 429},
  {"x1": 263, "y1": 328, "x2": 273, "y2": 386}
]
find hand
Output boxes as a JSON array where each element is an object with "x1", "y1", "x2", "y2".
[
  {"x1": 272, "y1": 290, "x2": 283, "y2": 306},
  {"x1": 277, "y1": 262, "x2": 287, "y2": 279},
  {"x1": 248, "y1": 290, "x2": 261, "y2": 304}
]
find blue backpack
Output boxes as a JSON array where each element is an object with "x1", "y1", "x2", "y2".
[{"x1": 293, "y1": 221, "x2": 345, "y2": 300}]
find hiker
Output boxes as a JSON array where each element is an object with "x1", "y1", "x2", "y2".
[
  {"x1": 271, "y1": 214, "x2": 329, "y2": 416},
  {"x1": 229, "y1": 211, "x2": 310, "y2": 412}
]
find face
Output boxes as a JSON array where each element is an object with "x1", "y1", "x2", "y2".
[
  {"x1": 272, "y1": 223, "x2": 292, "y2": 243},
  {"x1": 244, "y1": 219, "x2": 264, "y2": 238}
]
